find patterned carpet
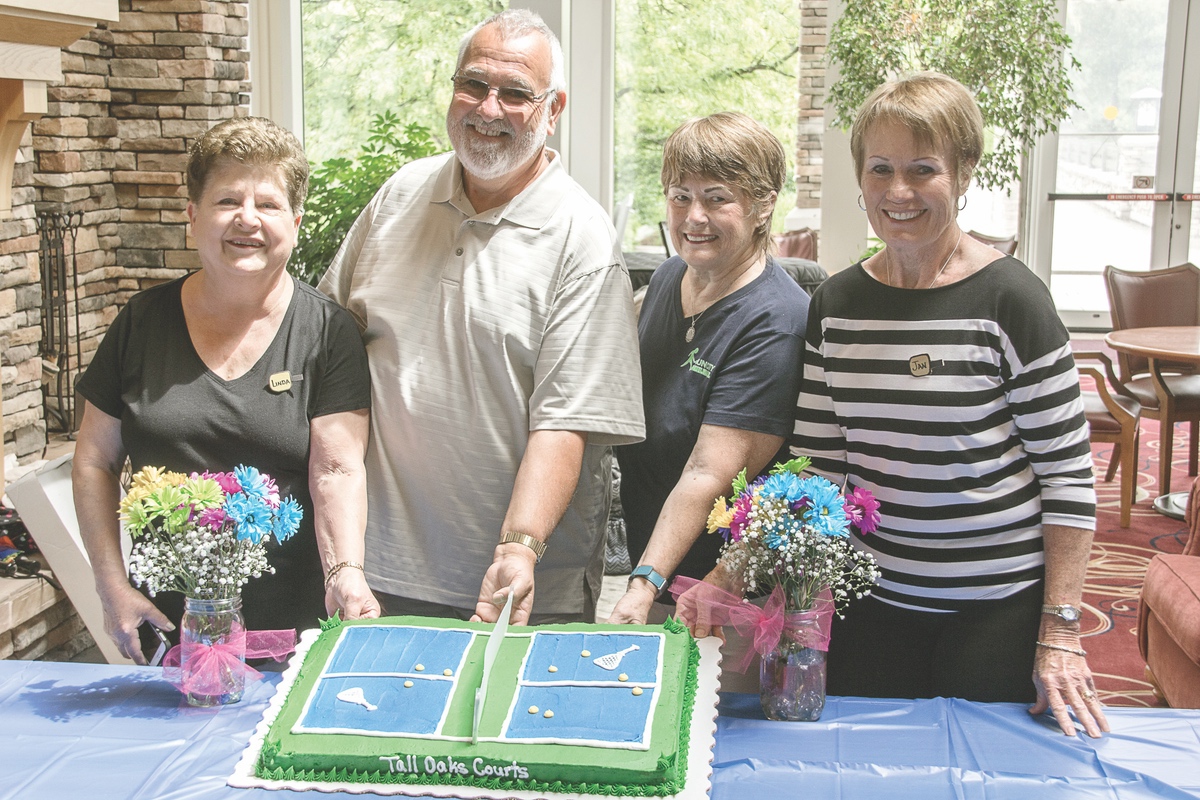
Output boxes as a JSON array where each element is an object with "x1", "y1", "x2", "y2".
[{"x1": 1086, "y1": 420, "x2": 1190, "y2": 707}]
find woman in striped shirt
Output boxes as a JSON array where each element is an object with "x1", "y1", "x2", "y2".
[{"x1": 792, "y1": 73, "x2": 1107, "y2": 738}]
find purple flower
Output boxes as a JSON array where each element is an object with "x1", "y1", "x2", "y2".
[
  {"x1": 196, "y1": 507, "x2": 227, "y2": 529},
  {"x1": 844, "y1": 486, "x2": 881, "y2": 534},
  {"x1": 200, "y1": 470, "x2": 241, "y2": 496},
  {"x1": 729, "y1": 493, "x2": 753, "y2": 543}
]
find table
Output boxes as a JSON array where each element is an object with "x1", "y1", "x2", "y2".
[
  {"x1": 1104, "y1": 326, "x2": 1200, "y2": 518},
  {"x1": 4, "y1": 659, "x2": 1199, "y2": 799}
]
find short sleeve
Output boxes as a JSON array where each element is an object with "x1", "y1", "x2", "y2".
[
  {"x1": 76, "y1": 297, "x2": 134, "y2": 420},
  {"x1": 309, "y1": 298, "x2": 372, "y2": 419},
  {"x1": 529, "y1": 254, "x2": 645, "y2": 446},
  {"x1": 702, "y1": 325, "x2": 806, "y2": 437}
]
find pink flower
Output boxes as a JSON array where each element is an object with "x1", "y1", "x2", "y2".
[
  {"x1": 729, "y1": 493, "x2": 753, "y2": 543},
  {"x1": 261, "y1": 474, "x2": 281, "y2": 508},
  {"x1": 844, "y1": 486, "x2": 881, "y2": 534},
  {"x1": 200, "y1": 470, "x2": 242, "y2": 496},
  {"x1": 196, "y1": 507, "x2": 227, "y2": 529}
]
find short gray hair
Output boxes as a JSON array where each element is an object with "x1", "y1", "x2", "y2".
[{"x1": 456, "y1": 9, "x2": 566, "y2": 96}]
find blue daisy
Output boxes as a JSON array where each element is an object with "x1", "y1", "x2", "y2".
[
  {"x1": 761, "y1": 472, "x2": 805, "y2": 504},
  {"x1": 272, "y1": 497, "x2": 304, "y2": 542},
  {"x1": 224, "y1": 492, "x2": 273, "y2": 544},
  {"x1": 233, "y1": 464, "x2": 270, "y2": 503},
  {"x1": 801, "y1": 476, "x2": 849, "y2": 537}
]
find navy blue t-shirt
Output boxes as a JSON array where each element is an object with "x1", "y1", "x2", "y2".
[{"x1": 617, "y1": 257, "x2": 810, "y2": 581}]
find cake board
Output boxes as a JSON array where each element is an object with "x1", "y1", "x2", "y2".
[{"x1": 229, "y1": 627, "x2": 722, "y2": 799}]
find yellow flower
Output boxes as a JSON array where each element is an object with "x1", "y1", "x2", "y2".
[
  {"x1": 706, "y1": 497, "x2": 733, "y2": 533},
  {"x1": 130, "y1": 466, "x2": 168, "y2": 492},
  {"x1": 164, "y1": 471, "x2": 187, "y2": 486}
]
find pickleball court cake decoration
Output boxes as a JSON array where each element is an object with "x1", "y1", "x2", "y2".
[{"x1": 231, "y1": 614, "x2": 720, "y2": 798}]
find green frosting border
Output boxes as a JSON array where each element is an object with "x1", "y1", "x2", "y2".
[{"x1": 256, "y1": 616, "x2": 702, "y2": 797}]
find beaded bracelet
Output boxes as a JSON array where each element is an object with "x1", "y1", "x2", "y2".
[
  {"x1": 324, "y1": 560, "x2": 365, "y2": 588},
  {"x1": 1036, "y1": 640, "x2": 1087, "y2": 657}
]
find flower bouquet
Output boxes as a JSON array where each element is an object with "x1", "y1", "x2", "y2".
[
  {"x1": 119, "y1": 465, "x2": 302, "y2": 706},
  {"x1": 674, "y1": 457, "x2": 881, "y2": 721}
]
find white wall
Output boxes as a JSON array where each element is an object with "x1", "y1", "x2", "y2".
[
  {"x1": 819, "y1": 0, "x2": 868, "y2": 273},
  {"x1": 248, "y1": 0, "x2": 304, "y2": 141}
]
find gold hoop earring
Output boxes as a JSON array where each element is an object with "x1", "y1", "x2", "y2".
[{"x1": 957, "y1": 195, "x2": 967, "y2": 211}]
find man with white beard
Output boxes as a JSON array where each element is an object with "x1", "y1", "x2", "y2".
[{"x1": 321, "y1": 9, "x2": 644, "y2": 626}]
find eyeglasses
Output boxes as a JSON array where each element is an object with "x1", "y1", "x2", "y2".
[{"x1": 451, "y1": 74, "x2": 551, "y2": 110}]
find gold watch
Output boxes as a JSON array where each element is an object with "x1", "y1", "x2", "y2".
[{"x1": 499, "y1": 530, "x2": 546, "y2": 563}]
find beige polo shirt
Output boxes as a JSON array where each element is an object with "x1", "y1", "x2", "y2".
[{"x1": 321, "y1": 150, "x2": 645, "y2": 615}]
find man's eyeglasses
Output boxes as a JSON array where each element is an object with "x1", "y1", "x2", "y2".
[{"x1": 451, "y1": 74, "x2": 550, "y2": 110}]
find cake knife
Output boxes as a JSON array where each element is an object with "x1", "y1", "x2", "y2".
[{"x1": 472, "y1": 591, "x2": 513, "y2": 744}]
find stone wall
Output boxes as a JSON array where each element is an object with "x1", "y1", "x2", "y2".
[
  {"x1": 794, "y1": 0, "x2": 828, "y2": 212},
  {"x1": 0, "y1": 0, "x2": 248, "y2": 468}
]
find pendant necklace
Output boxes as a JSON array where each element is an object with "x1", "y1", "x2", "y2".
[
  {"x1": 886, "y1": 230, "x2": 963, "y2": 289},
  {"x1": 685, "y1": 309, "x2": 705, "y2": 343}
]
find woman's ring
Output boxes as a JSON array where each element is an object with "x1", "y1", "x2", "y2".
[{"x1": 1082, "y1": 690, "x2": 1097, "y2": 700}]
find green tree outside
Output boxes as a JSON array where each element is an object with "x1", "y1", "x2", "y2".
[
  {"x1": 614, "y1": 0, "x2": 801, "y2": 247},
  {"x1": 299, "y1": 0, "x2": 805, "y2": 261}
]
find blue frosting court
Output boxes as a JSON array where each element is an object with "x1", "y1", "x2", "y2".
[
  {"x1": 500, "y1": 631, "x2": 664, "y2": 746},
  {"x1": 504, "y1": 685, "x2": 658, "y2": 744},
  {"x1": 325, "y1": 625, "x2": 474, "y2": 675},
  {"x1": 293, "y1": 626, "x2": 477, "y2": 736},
  {"x1": 299, "y1": 675, "x2": 453, "y2": 735},
  {"x1": 521, "y1": 631, "x2": 662, "y2": 684}
]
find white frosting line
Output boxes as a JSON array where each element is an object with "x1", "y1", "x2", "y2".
[
  {"x1": 516, "y1": 680, "x2": 657, "y2": 688},
  {"x1": 435, "y1": 631, "x2": 477, "y2": 737},
  {"x1": 322, "y1": 671, "x2": 457, "y2": 680}
]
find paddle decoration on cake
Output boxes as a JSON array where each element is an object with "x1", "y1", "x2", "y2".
[
  {"x1": 336, "y1": 687, "x2": 378, "y2": 711},
  {"x1": 593, "y1": 643, "x2": 639, "y2": 670},
  {"x1": 119, "y1": 465, "x2": 301, "y2": 706},
  {"x1": 674, "y1": 456, "x2": 882, "y2": 721}
]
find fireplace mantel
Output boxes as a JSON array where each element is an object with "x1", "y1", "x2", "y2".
[{"x1": 0, "y1": 1, "x2": 119, "y2": 212}]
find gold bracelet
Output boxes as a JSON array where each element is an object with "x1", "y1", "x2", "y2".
[
  {"x1": 1036, "y1": 640, "x2": 1087, "y2": 657},
  {"x1": 498, "y1": 530, "x2": 546, "y2": 563},
  {"x1": 324, "y1": 560, "x2": 365, "y2": 588}
]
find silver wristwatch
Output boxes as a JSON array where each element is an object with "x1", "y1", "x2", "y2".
[{"x1": 1041, "y1": 603, "x2": 1081, "y2": 622}]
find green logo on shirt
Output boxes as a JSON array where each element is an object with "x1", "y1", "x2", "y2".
[{"x1": 681, "y1": 348, "x2": 714, "y2": 378}]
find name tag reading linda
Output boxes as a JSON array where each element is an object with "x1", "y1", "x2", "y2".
[
  {"x1": 269, "y1": 371, "x2": 295, "y2": 393},
  {"x1": 909, "y1": 354, "x2": 932, "y2": 377}
]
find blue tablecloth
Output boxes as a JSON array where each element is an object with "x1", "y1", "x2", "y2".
[{"x1": 3, "y1": 659, "x2": 1198, "y2": 799}]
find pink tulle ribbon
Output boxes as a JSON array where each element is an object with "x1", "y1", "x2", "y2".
[
  {"x1": 670, "y1": 577, "x2": 834, "y2": 673},
  {"x1": 163, "y1": 627, "x2": 296, "y2": 697}
]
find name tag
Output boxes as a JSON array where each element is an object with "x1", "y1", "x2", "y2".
[
  {"x1": 269, "y1": 371, "x2": 296, "y2": 393},
  {"x1": 909, "y1": 354, "x2": 932, "y2": 377}
]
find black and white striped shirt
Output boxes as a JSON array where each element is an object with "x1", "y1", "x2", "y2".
[{"x1": 793, "y1": 258, "x2": 1096, "y2": 612}]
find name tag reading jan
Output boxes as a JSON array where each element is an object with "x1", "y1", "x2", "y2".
[
  {"x1": 269, "y1": 371, "x2": 298, "y2": 393},
  {"x1": 909, "y1": 354, "x2": 932, "y2": 377}
]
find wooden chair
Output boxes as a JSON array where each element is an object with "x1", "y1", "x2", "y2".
[
  {"x1": 1075, "y1": 351, "x2": 1142, "y2": 527},
  {"x1": 1104, "y1": 263, "x2": 1200, "y2": 496}
]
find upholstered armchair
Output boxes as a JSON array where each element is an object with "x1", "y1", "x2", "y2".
[{"x1": 1138, "y1": 478, "x2": 1200, "y2": 707}]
